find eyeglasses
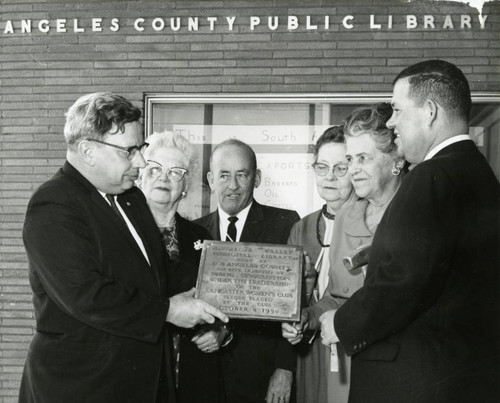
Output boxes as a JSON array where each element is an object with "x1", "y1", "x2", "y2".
[
  {"x1": 87, "y1": 139, "x2": 149, "y2": 160},
  {"x1": 312, "y1": 162, "x2": 348, "y2": 177},
  {"x1": 146, "y1": 160, "x2": 188, "y2": 183}
]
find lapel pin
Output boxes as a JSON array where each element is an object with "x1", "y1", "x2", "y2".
[{"x1": 126, "y1": 202, "x2": 131, "y2": 206}]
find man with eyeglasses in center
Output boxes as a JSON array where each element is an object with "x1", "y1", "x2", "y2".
[{"x1": 19, "y1": 92, "x2": 228, "y2": 403}]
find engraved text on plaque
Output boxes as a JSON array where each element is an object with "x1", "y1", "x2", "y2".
[{"x1": 195, "y1": 241, "x2": 303, "y2": 321}]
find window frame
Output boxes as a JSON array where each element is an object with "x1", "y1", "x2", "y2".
[
  {"x1": 143, "y1": 93, "x2": 500, "y2": 218},
  {"x1": 144, "y1": 92, "x2": 500, "y2": 135}
]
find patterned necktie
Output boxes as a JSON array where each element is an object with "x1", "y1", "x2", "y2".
[
  {"x1": 226, "y1": 216, "x2": 238, "y2": 242},
  {"x1": 106, "y1": 194, "x2": 127, "y2": 226}
]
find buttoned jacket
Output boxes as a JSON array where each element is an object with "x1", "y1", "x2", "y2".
[{"x1": 335, "y1": 141, "x2": 500, "y2": 403}]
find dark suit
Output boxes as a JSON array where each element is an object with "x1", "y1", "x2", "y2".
[
  {"x1": 335, "y1": 141, "x2": 500, "y2": 403},
  {"x1": 195, "y1": 201, "x2": 300, "y2": 403},
  {"x1": 19, "y1": 162, "x2": 175, "y2": 403}
]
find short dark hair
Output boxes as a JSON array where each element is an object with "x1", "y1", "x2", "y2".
[
  {"x1": 394, "y1": 59, "x2": 471, "y2": 120},
  {"x1": 64, "y1": 92, "x2": 142, "y2": 148},
  {"x1": 343, "y1": 103, "x2": 397, "y2": 156},
  {"x1": 313, "y1": 125, "x2": 345, "y2": 161},
  {"x1": 210, "y1": 139, "x2": 257, "y2": 171}
]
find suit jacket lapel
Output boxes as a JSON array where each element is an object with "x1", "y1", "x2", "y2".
[
  {"x1": 177, "y1": 213, "x2": 194, "y2": 259},
  {"x1": 62, "y1": 161, "x2": 162, "y2": 289},
  {"x1": 63, "y1": 161, "x2": 145, "y2": 257},
  {"x1": 207, "y1": 211, "x2": 222, "y2": 241},
  {"x1": 117, "y1": 192, "x2": 162, "y2": 286},
  {"x1": 90, "y1": 191, "x2": 150, "y2": 266},
  {"x1": 240, "y1": 201, "x2": 264, "y2": 242}
]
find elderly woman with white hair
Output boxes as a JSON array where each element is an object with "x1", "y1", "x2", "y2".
[{"x1": 140, "y1": 131, "x2": 230, "y2": 403}]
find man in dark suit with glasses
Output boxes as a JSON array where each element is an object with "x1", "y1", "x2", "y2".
[{"x1": 19, "y1": 92, "x2": 227, "y2": 403}]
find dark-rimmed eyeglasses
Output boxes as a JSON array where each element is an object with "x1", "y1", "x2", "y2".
[
  {"x1": 87, "y1": 139, "x2": 149, "y2": 160},
  {"x1": 146, "y1": 160, "x2": 188, "y2": 183},
  {"x1": 312, "y1": 162, "x2": 348, "y2": 178}
]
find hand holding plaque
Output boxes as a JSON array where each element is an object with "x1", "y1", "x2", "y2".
[{"x1": 195, "y1": 241, "x2": 303, "y2": 322}]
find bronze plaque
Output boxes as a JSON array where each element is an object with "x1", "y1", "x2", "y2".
[{"x1": 195, "y1": 241, "x2": 303, "y2": 322}]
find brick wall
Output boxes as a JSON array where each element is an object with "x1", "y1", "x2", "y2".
[{"x1": 1, "y1": 0, "x2": 499, "y2": 400}]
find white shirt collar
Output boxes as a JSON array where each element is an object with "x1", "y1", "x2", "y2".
[
  {"x1": 424, "y1": 135, "x2": 472, "y2": 161},
  {"x1": 218, "y1": 201, "x2": 253, "y2": 242}
]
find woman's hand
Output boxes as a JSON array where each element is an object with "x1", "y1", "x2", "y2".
[
  {"x1": 282, "y1": 310, "x2": 309, "y2": 345},
  {"x1": 191, "y1": 321, "x2": 231, "y2": 353}
]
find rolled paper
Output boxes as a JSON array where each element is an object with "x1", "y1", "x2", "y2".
[{"x1": 343, "y1": 244, "x2": 371, "y2": 272}]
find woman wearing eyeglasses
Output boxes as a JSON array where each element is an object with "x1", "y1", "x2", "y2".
[
  {"x1": 283, "y1": 104, "x2": 406, "y2": 403},
  {"x1": 139, "y1": 131, "x2": 228, "y2": 403},
  {"x1": 281, "y1": 125, "x2": 357, "y2": 403}
]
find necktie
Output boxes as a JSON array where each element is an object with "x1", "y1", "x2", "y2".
[
  {"x1": 226, "y1": 216, "x2": 238, "y2": 242},
  {"x1": 106, "y1": 194, "x2": 127, "y2": 226}
]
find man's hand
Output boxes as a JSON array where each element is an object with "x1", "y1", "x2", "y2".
[
  {"x1": 282, "y1": 310, "x2": 309, "y2": 345},
  {"x1": 319, "y1": 309, "x2": 339, "y2": 346},
  {"x1": 191, "y1": 321, "x2": 230, "y2": 353},
  {"x1": 265, "y1": 368, "x2": 293, "y2": 403},
  {"x1": 166, "y1": 288, "x2": 228, "y2": 328}
]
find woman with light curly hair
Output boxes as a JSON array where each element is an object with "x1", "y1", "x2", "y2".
[{"x1": 140, "y1": 131, "x2": 230, "y2": 403}]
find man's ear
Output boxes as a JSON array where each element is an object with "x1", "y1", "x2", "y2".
[
  {"x1": 425, "y1": 98, "x2": 438, "y2": 127},
  {"x1": 254, "y1": 169, "x2": 262, "y2": 189},
  {"x1": 78, "y1": 141, "x2": 95, "y2": 166},
  {"x1": 207, "y1": 171, "x2": 214, "y2": 191}
]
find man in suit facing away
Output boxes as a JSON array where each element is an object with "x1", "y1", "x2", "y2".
[
  {"x1": 319, "y1": 60, "x2": 500, "y2": 402},
  {"x1": 195, "y1": 139, "x2": 300, "y2": 403},
  {"x1": 19, "y1": 92, "x2": 228, "y2": 403}
]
